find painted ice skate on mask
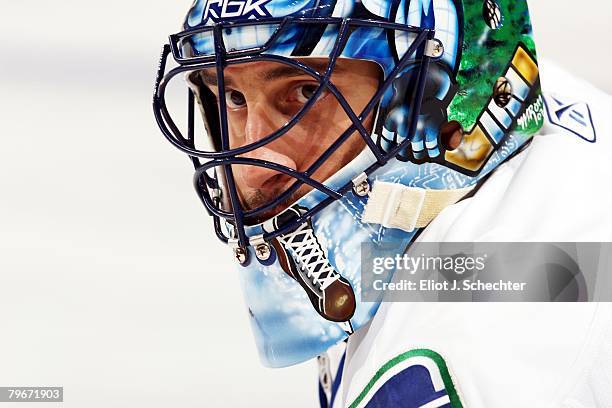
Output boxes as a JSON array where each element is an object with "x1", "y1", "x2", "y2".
[{"x1": 264, "y1": 205, "x2": 357, "y2": 324}]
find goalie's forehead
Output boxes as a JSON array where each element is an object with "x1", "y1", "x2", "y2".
[{"x1": 185, "y1": 0, "x2": 350, "y2": 28}]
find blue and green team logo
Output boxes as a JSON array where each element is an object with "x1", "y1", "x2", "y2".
[{"x1": 348, "y1": 349, "x2": 464, "y2": 408}]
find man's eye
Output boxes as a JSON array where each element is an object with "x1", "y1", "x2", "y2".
[
  {"x1": 295, "y1": 84, "x2": 319, "y2": 103},
  {"x1": 225, "y1": 90, "x2": 246, "y2": 109}
]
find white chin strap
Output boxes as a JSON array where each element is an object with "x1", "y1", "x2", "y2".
[{"x1": 362, "y1": 181, "x2": 474, "y2": 232}]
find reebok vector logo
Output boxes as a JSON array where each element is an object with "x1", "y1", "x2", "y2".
[{"x1": 543, "y1": 94, "x2": 596, "y2": 143}]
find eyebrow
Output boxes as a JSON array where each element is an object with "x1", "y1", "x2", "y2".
[{"x1": 198, "y1": 60, "x2": 345, "y2": 88}]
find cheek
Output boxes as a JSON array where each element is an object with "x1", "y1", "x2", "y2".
[
  {"x1": 347, "y1": 83, "x2": 378, "y2": 113},
  {"x1": 294, "y1": 115, "x2": 359, "y2": 168},
  {"x1": 295, "y1": 105, "x2": 349, "y2": 147}
]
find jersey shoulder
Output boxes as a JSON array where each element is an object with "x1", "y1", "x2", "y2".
[{"x1": 421, "y1": 61, "x2": 612, "y2": 242}]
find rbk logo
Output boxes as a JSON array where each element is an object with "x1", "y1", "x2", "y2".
[{"x1": 203, "y1": 0, "x2": 272, "y2": 22}]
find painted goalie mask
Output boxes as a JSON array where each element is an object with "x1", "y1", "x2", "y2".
[{"x1": 153, "y1": 0, "x2": 544, "y2": 367}]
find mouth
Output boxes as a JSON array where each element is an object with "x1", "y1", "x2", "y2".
[{"x1": 243, "y1": 175, "x2": 309, "y2": 225}]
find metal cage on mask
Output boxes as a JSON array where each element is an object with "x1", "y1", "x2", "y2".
[{"x1": 153, "y1": 16, "x2": 444, "y2": 262}]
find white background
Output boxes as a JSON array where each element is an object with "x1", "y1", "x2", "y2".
[{"x1": 0, "y1": 1, "x2": 610, "y2": 407}]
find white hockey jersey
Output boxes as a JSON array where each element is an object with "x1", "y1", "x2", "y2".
[{"x1": 323, "y1": 61, "x2": 612, "y2": 408}]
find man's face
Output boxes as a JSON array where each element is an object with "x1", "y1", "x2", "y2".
[{"x1": 197, "y1": 58, "x2": 380, "y2": 222}]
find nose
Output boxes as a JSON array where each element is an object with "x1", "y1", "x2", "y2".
[{"x1": 235, "y1": 103, "x2": 297, "y2": 191}]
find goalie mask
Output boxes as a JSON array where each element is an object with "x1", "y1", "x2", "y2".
[{"x1": 153, "y1": 0, "x2": 544, "y2": 367}]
